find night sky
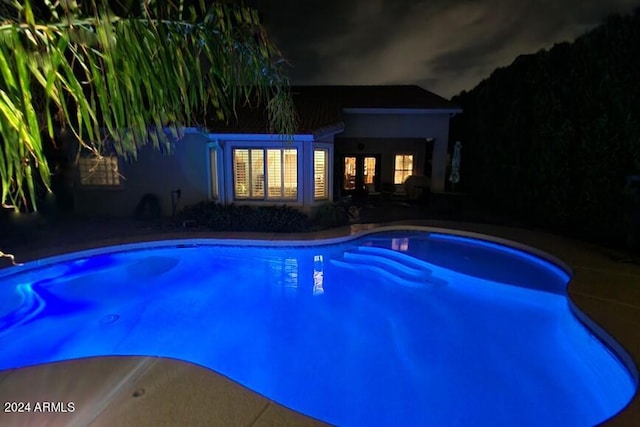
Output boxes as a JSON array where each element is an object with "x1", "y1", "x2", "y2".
[{"x1": 248, "y1": 0, "x2": 639, "y2": 98}]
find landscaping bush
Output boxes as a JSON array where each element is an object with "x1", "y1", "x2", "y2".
[
  {"x1": 178, "y1": 202, "x2": 310, "y2": 232},
  {"x1": 451, "y1": 10, "x2": 640, "y2": 250},
  {"x1": 313, "y1": 201, "x2": 350, "y2": 229}
]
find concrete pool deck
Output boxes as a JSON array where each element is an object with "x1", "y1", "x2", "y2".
[{"x1": 0, "y1": 220, "x2": 638, "y2": 426}]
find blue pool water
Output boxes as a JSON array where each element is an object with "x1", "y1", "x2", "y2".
[{"x1": 0, "y1": 230, "x2": 635, "y2": 426}]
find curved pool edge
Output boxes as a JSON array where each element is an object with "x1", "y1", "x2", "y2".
[{"x1": 1, "y1": 221, "x2": 639, "y2": 426}]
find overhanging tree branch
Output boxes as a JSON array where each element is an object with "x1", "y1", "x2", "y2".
[{"x1": 0, "y1": 0, "x2": 297, "y2": 212}]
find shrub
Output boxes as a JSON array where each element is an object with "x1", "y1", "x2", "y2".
[
  {"x1": 313, "y1": 201, "x2": 349, "y2": 229},
  {"x1": 178, "y1": 202, "x2": 310, "y2": 232},
  {"x1": 451, "y1": 10, "x2": 640, "y2": 250}
]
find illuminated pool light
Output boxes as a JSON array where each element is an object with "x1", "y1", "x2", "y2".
[{"x1": 0, "y1": 231, "x2": 635, "y2": 426}]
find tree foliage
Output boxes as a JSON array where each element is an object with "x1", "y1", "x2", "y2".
[
  {"x1": 0, "y1": 0, "x2": 297, "y2": 211},
  {"x1": 452, "y1": 9, "x2": 640, "y2": 248}
]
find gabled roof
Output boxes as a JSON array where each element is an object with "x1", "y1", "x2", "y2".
[{"x1": 203, "y1": 85, "x2": 461, "y2": 135}]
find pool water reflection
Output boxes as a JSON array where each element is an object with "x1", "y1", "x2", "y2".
[{"x1": 0, "y1": 230, "x2": 635, "y2": 426}]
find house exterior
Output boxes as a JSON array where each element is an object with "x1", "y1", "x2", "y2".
[{"x1": 71, "y1": 85, "x2": 461, "y2": 217}]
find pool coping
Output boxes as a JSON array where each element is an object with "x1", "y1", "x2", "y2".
[{"x1": 0, "y1": 220, "x2": 638, "y2": 426}]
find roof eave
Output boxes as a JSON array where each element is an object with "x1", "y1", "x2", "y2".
[{"x1": 312, "y1": 122, "x2": 345, "y2": 139}]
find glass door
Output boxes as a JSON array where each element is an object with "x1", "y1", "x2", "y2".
[
  {"x1": 363, "y1": 156, "x2": 378, "y2": 193},
  {"x1": 342, "y1": 154, "x2": 380, "y2": 196},
  {"x1": 343, "y1": 156, "x2": 357, "y2": 191}
]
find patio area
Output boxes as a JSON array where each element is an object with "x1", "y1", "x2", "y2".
[{"x1": 0, "y1": 209, "x2": 638, "y2": 426}]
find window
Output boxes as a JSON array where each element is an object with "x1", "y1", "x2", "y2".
[
  {"x1": 394, "y1": 154, "x2": 414, "y2": 184},
  {"x1": 233, "y1": 149, "x2": 264, "y2": 198},
  {"x1": 78, "y1": 156, "x2": 121, "y2": 186},
  {"x1": 209, "y1": 148, "x2": 219, "y2": 199},
  {"x1": 233, "y1": 149, "x2": 249, "y2": 197},
  {"x1": 314, "y1": 149, "x2": 328, "y2": 200},
  {"x1": 233, "y1": 148, "x2": 297, "y2": 200},
  {"x1": 252, "y1": 150, "x2": 265, "y2": 197}
]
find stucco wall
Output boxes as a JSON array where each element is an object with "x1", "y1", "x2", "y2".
[
  {"x1": 335, "y1": 137, "x2": 427, "y2": 187},
  {"x1": 337, "y1": 112, "x2": 453, "y2": 192},
  {"x1": 74, "y1": 132, "x2": 210, "y2": 217},
  {"x1": 340, "y1": 113, "x2": 450, "y2": 139},
  {"x1": 71, "y1": 110, "x2": 454, "y2": 216}
]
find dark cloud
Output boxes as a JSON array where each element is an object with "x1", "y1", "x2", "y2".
[{"x1": 250, "y1": 0, "x2": 640, "y2": 98}]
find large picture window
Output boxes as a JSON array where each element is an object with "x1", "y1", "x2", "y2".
[
  {"x1": 394, "y1": 154, "x2": 414, "y2": 185},
  {"x1": 233, "y1": 148, "x2": 297, "y2": 200},
  {"x1": 78, "y1": 156, "x2": 121, "y2": 186},
  {"x1": 314, "y1": 149, "x2": 328, "y2": 200}
]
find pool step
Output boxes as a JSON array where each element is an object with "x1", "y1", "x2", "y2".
[
  {"x1": 354, "y1": 246, "x2": 442, "y2": 272},
  {"x1": 331, "y1": 246, "x2": 447, "y2": 288}
]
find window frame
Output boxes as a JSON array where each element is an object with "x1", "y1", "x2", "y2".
[{"x1": 77, "y1": 155, "x2": 122, "y2": 188}]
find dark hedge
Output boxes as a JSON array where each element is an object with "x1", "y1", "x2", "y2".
[
  {"x1": 178, "y1": 202, "x2": 310, "y2": 232},
  {"x1": 451, "y1": 9, "x2": 640, "y2": 249}
]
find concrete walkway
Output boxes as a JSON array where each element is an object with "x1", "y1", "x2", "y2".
[{"x1": 0, "y1": 221, "x2": 638, "y2": 426}]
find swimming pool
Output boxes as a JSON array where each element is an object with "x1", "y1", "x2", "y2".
[{"x1": 0, "y1": 229, "x2": 635, "y2": 426}]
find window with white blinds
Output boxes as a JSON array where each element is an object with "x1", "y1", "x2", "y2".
[
  {"x1": 78, "y1": 156, "x2": 121, "y2": 186},
  {"x1": 283, "y1": 149, "x2": 297, "y2": 198},
  {"x1": 251, "y1": 149, "x2": 265, "y2": 197},
  {"x1": 267, "y1": 149, "x2": 282, "y2": 198},
  {"x1": 314, "y1": 149, "x2": 328, "y2": 200},
  {"x1": 233, "y1": 149, "x2": 250, "y2": 198},
  {"x1": 233, "y1": 148, "x2": 297, "y2": 200}
]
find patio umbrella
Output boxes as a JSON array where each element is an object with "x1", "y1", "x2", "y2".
[{"x1": 449, "y1": 141, "x2": 462, "y2": 187}]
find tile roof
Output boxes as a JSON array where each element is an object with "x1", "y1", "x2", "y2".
[{"x1": 202, "y1": 85, "x2": 461, "y2": 135}]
